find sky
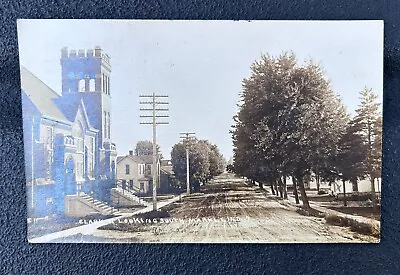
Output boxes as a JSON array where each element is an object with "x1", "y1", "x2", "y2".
[{"x1": 17, "y1": 20, "x2": 383, "y2": 159}]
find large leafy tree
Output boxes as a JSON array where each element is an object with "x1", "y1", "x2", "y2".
[
  {"x1": 200, "y1": 140, "x2": 225, "y2": 180},
  {"x1": 232, "y1": 52, "x2": 348, "y2": 209},
  {"x1": 171, "y1": 139, "x2": 224, "y2": 193}
]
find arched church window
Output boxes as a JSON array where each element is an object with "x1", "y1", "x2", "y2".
[
  {"x1": 103, "y1": 111, "x2": 107, "y2": 139},
  {"x1": 89, "y1": 79, "x2": 95, "y2": 92},
  {"x1": 102, "y1": 74, "x2": 106, "y2": 94},
  {"x1": 78, "y1": 79, "x2": 85, "y2": 92},
  {"x1": 108, "y1": 77, "x2": 111, "y2": 95},
  {"x1": 106, "y1": 76, "x2": 110, "y2": 95},
  {"x1": 107, "y1": 112, "x2": 111, "y2": 139}
]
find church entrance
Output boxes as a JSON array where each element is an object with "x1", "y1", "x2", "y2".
[{"x1": 65, "y1": 157, "x2": 76, "y2": 195}]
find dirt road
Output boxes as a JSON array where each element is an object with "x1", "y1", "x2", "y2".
[{"x1": 89, "y1": 174, "x2": 376, "y2": 243}]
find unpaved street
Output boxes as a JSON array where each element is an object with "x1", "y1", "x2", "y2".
[{"x1": 91, "y1": 174, "x2": 376, "y2": 243}]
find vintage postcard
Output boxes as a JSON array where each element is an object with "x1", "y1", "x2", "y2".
[{"x1": 18, "y1": 19, "x2": 382, "y2": 243}]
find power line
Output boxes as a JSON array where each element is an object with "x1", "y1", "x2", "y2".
[{"x1": 139, "y1": 93, "x2": 169, "y2": 211}]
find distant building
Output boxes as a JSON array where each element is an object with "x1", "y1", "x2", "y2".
[
  {"x1": 160, "y1": 159, "x2": 175, "y2": 193},
  {"x1": 21, "y1": 46, "x2": 117, "y2": 217},
  {"x1": 116, "y1": 151, "x2": 177, "y2": 194},
  {"x1": 116, "y1": 151, "x2": 148, "y2": 193}
]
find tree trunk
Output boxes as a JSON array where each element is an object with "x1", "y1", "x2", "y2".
[
  {"x1": 297, "y1": 175, "x2": 310, "y2": 209},
  {"x1": 292, "y1": 176, "x2": 300, "y2": 204},
  {"x1": 316, "y1": 174, "x2": 320, "y2": 193},
  {"x1": 283, "y1": 177, "x2": 288, "y2": 199},
  {"x1": 278, "y1": 177, "x2": 283, "y2": 198},
  {"x1": 370, "y1": 176, "x2": 378, "y2": 210},
  {"x1": 270, "y1": 183, "x2": 275, "y2": 195},
  {"x1": 259, "y1": 180, "x2": 263, "y2": 189},
  {"x1": 342, "y1": 179, "x2": 347, "y2": 207},
  {"x1": 274, "y1": 178, "x2": 279, "y2": 196},
  {"x1": 351, "y1": 179, "x2": 358, "y2": 192}
]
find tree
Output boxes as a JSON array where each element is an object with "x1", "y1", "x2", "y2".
[
  {"x1": 134, "y1": 140, "x2": 162, "y2": 159},
  {"x1": 190, "y1": 141, "x2": 211, "y2": 191},
  {"x1": 171, "y1": 139, "x2": 224, "y2": 192},
  {"x1": 205, "y1": 142, "x2": 225, "y2": 179},
  {"x1": 232, "y1": 52, "x2": 348, "y2": 209},
  {"x1": 352, "y1": 88, "x2": 382, "y2": 209},
  {"x1": 334, "y1": 119, "x2": 368, "y2": 206},
  {"x1": 171, "y1": 142, "x2": 187, "y2": 184}
]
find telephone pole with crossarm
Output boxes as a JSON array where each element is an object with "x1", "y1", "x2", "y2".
[{"x1": 140, "y1": 93, "x2": 169, "y2": 211}]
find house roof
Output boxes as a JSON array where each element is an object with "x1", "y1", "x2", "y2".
[
  {"x1": 160, "y1": 166, "x2": 174, "y2": 175},
  {"x1": 116, "y1": 155, "x2": 145, "y2": 164},
  {"x1": 20, "y1": 66, "x2": 70, "y2": 124},
  {"x1": 160, "y1": 159, "x2": 172, "y2": 166},
  {"x1": 116, "y1": 154, "x2": 162, "y2": 165}
]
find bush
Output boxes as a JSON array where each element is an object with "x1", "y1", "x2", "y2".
[{"x1": 296, "y1": 207, "x2": 326, "y2": 218}]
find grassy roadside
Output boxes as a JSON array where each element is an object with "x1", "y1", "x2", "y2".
[
  {"x1": 296, "y1": 206, "x2": 380, "y2": 238},
  {"x1": 324, "y1": 213, "x2": 380, "y2": 238}
]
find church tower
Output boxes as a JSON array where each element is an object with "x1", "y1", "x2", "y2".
[
  {"x1": 60, "y1": 46, "x2": 116, "y2": 182},
  {"x1": 60, "y1": 46, "x2": 112, "y2": 147}
]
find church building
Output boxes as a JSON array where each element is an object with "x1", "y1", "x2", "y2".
[{"x1": 21, "y1": 46, "x2": 117, "y2": 217}]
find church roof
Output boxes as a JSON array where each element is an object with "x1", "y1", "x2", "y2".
[
  {"x1": 54, "y1": 95, "x2": 83, "y2": 122},
  {"x1": 20, "y1": 66, "x2": 70, "y2": 124},
  {"x1": 20, "y1": 66, "x2": 97, "y2": 133}
]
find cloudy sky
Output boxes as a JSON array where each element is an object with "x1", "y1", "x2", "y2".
[{"x1": 17, "y1": 20, "x2": 383, "y2": 159}]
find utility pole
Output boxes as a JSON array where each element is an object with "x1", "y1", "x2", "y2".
[
  {"x1": 31, "y1": 117, "x2": 35, "y2": 214},
  {"x1": 140, "y1": 93, "x2": 169, "y2": 211},
  {"x1": 180, "y1": 132, "x2": 195, "y2": 195}
]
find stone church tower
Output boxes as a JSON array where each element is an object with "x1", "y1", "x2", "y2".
[{"x1": 59, "y1": 46, "x2": 116, "y2": 187}]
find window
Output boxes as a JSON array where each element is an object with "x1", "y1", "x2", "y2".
[
  {"x1": 87, "y1": 137, "x2": 95, "y2": 178},
  {"x1": 108, "y1": 77, "x2": 111, "y2": 95},
  {"x1": 129, "y1": 180, "x2": 133, "y2": 189},
  {"x1": 107, "y1": 112, "x2": 111, "y2": 139},
  {"x1": 105, "y1": 75, "x2": 108, "y2": 95},
  {"x1": 89, "y1": 79, "x2": 95, "y2": 92},
  {"x1": 102, "y1": 74, "x2": 105, "y2": 94},
  {"x1": 125, "y1": 164, "x2": 130, "y2": 175},
  {"x1": 45, "y1": 126, "x2": 54, "y2": 179},
  {"x1": 76, "y1": 138, "x2": 84, "y2": 152},
  {"x1": 103, "y1": 111, "x2": 107, "y2": 139},
  {"x1": 46, "y1": 127, "x2": 54, "y2": 150},
  {"x1": 78, "y1": 79, "x2": 85, "y2": 92}
]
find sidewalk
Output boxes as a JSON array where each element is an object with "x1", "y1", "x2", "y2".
[{"x1": 29, "y1": 194, "x2": 185, "y2": 243}]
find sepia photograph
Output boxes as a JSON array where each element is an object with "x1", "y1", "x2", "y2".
[{"x1": 18, "y1": 19, "x2": 383, "y2": 243}]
